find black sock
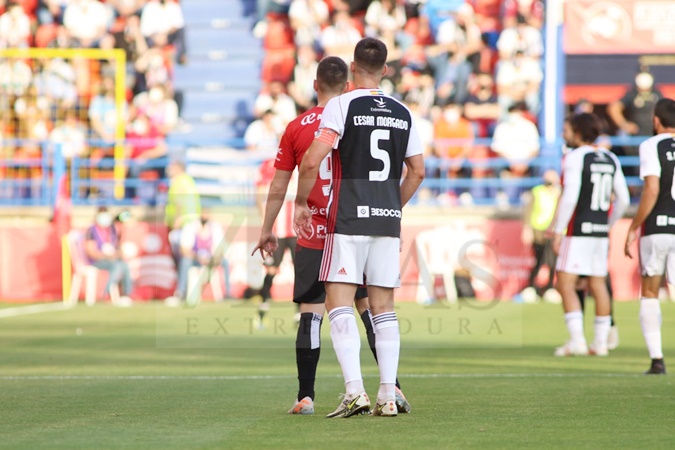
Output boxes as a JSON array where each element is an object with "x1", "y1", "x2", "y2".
[
  {"x1": 360, "y1": 310, "x2": 401, "y2": 390},
  {"x1": 296, "y1": 312, "x2": 322, "y2": 401},
  {"x1": 577, "y1": 290, "x2": 586, "y2": 313},
  {"x1": 261, "y1": 274, "x2": 274, "y2": 301}
]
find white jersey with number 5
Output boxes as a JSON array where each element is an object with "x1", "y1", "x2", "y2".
[{"x1": 318, "y1": 88, "x2": 423, "y2": 238}]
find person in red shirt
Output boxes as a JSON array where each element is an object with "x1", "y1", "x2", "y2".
[
  {"x1": 253, "y1": 56, "x2": 410, "y2": 416},
  {"x1": 125, "y1": 111, "x2": 167, "y2": 201}
]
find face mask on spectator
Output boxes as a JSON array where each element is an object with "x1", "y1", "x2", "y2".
[
  {"x1": 635, "y1": 72, "x2": 653, "y2": 91},
  {"x1": 444, "y1": 109, "x2": 460, "y2": 123},
  {"x1": 132, "y1": 119, "x2": 149, "y2": 135},
  {"x1": 96, "y1": 212, "x2": 113, "y2": 227}
]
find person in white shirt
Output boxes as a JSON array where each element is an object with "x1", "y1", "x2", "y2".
[
  {"x1": 63, "y1": 0, "x2": 112, "y2": 48},
  {"x1": 244, "y1": 110, "x2": 284, "y2": 152},
  {"x1": 0, "y1": 2, "x2": 31, "y2": 48},
  {"x1": 254, "y1": 80, "x2": 298, "y2": 126},
  {"x1": 140, "y1": 0, "x2": 187, "y2": 63}
]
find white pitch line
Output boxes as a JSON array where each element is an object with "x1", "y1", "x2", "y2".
[
  {"x1": 0, "y1": 373, "x2": 647, "y2": 381},
  {"x1": 0, "y1": 302, "x2": 74, "y2": 319}
]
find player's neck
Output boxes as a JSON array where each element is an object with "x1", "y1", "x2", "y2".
[{"x1": 353, "y1": 75, "x2": 381, "y2": 90}]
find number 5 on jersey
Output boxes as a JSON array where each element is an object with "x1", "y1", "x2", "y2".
[{"x1": 370, "y1": 129, "x2": 391, "y2": 181}]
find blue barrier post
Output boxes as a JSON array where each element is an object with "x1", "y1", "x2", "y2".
[{"x1": 52, "y1": 143, "x2": 66, "y2": 207}]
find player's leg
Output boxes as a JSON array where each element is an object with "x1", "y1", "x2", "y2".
[
  {"x1": 554, "y1": 271, "x2": 587, "y2": 356},
  {"x1": 354, "y1": 293, "x2": 410, "y2": 413},
  {"x1": 258, "y1": 238, "x2": 287, "y2": 325},
  {"x1": 322, "y1": 234, "x2": 370, "y2": 418},
  {"x1": 606, "y1": 273, "x2": 620, "y2": 350},
  {"x1": 289, "y1": 246, "x2": 326, "y2": 414},
  {"x1": 587, "y1": 275, "x2": 611, "y2": 356},
  {"x1": 575, "y1": 276, "x2": 587, "y2": 315},
  {"x1": 638, "y1": 235, "x2": 670, "y2": 374},
  {"x1": 364, "y1": 236, "x2": 402, "y2": 416}
]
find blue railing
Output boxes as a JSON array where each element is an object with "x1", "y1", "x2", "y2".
[{"x1": 0, "y1": 136, "x2": 650, "y2": 207}]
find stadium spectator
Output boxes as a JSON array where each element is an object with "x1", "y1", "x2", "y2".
[
  {"x1": 49, "y1": 110, "x2": 88, "y2": 159},
  {"x1": 287, "y1": 45, "x2": 320, "y2": 112},
  {"x1": 37, "y1": 0, "x2": 67, "y2": 25},
  {"x1": 89, "y1": 77, "x2": 124, "y2": 143},
  {"x1": 496, "y1": 13, "x2": 543, "y2": 60},
  {"x1": 400, "y1": 66, "x2": 435, "y2": 118},
  {"x1": 33, "y1": 58, "x2": 78, "y2": 112},
  {"x1": 288, "y1": 0, "x2": 329, "y2": 48},
  {"x1": 0, "y1": 59, "x2": 32, "y2": 97},
  {"x1": 433, "y1": 101, "x2": 474, "y2": 195},
  {"x1": 84, "y1": 206, "x2": 134, "y2": 301},
  {"x1": 464, "y1": 71, "x2": 500, "y2": 137},
  {"x1": 63, "y1": 0, "x2": 112, "y2": 48},
  {"x1": 490, "y1": 101, "x2": 540, "y2": 202},
  {"x1": 254, "y1": 80, "x2": 297, "y2": 125},
  {"x1": 133, "y1": 85, "x2": 179, "y2": 135},
  {"x1": 112, "y1": 14, "x2": 149, "y2": 65},
  {"x1": 133, "y1": 45, "x2": 171, "y2": 93},
  {"x1": 520, "y1": 169, "x2": 560, "y2": 302},
  {"x1": 0, "y1": 1, "x2": 32, "y2": 48},
  {"x1": 172, "y1": 215, "x2": 228, "y2": 303},
  {"x1": 165, "y1": 159, "x2": 201, "y2": 267},
  {"x1": 496, "y1": 49, "x2": 542, "y2": 115},
  {"x1": 244, "y1": 109, "x2": 283, "y2": 152},
  {"x1": 502, "y1": 0, "x2": 544, "y2": 29},
  {"x1": 110, "y1": 0, "x2": 144, "y2": 19},
  {"x1": 320, "y1": 10, "x2": 363, "y2": 64},
  {"x1": 365, "y1": 0, "x2": 409, "y2": 51},
  {"x1": 419, "y1": 0, "x2": 466, "y2": 42},
  {"x1": 125, "y1": 111, "x2": 167, "y2": 200},
  {"x1": 607, "y1": 69, "x2": 663, "y2": 152},
  {"x1": 140, "y1": 0, "x2": 187, "y2": 64}
]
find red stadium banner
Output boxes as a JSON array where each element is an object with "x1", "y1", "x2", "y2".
[
  {"x1": 564, "y1": 0, "x2": 675, "y2": 54},
  {"x1": 0, "y1": 218, "x2": 644, "y2": 303}
]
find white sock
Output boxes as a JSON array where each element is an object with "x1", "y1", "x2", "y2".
[
  {"x1": 639, "y1": 298, "x2": 663, "y2": 359},
  {"x1": 328, "y1": 306, "x2": 363, "y2": 397},
  {"x1": 373, "y1": 311, "x2": 399, "y2": 403},
  {"x1": 593, "y1": 316, "x2": 611, "y2": 349},
  {"x1": 564, "y1": 311, "x2": 585, "y2": 346}
]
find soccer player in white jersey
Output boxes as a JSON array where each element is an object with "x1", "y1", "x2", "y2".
[
  {"x1": 624, "y1": 98, "x2": 675, "y2": 375},
  {"x1": 552, "y1": 113, "x2": 630, "y2": 357},
  {"x1": 295, "y1": 38, "x2": 425, "y2": 417}
]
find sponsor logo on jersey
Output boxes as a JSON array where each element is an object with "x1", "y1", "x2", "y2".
[
  {"x1": 374, "y1": 97, "x2": 387, "y2": 108},
  {"x1": 301, "y1": 112, "x2": 321, "y2": 126},
  {"x1": 309, "y1": 205, "x2": 328, "y2": 216},
  {"x1": 370, "y1": 207, "x2": 402, "y2": 218},
  {"x1": 357, "y1": 206, "x2": 370, "y2": 218},
  {"x1": 581, "y1": 222, "x2": 610, "y2": 234},
  {"x1": 656, "y1": 215, "x2": 675, "y2": 226}
]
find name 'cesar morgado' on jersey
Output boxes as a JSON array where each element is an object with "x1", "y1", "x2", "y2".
[{"x1": 319, "y1": 88, "x2": 423, "y2": 238}]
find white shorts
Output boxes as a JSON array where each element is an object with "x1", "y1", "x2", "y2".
[
  {"x1": 319, "y1": 234, "x2": 400, "y2": 288},
  {"x1": 556, "y1": 236, "x2": 609, "y2": 277},
  {"x1": 639, "y1": 234, "x2": 675, "y2": 284}
]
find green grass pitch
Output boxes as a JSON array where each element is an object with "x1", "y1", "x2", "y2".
[{"x1": 0, "y1": 301, "x2": 673, "y2": 449}]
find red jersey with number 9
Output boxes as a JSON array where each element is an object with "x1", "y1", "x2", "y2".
[{"x1": 274, "y1": 106, "x2": 332, "y2": 249}]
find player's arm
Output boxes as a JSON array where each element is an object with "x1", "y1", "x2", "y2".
[
  {"x1": 401, "y1": 154, "x2": 425, "y2": 207},
  {"x1": 625, "y1": 139, "x2": 661, "y2": 258},
  {"x1": 261, "y1": 169, "x2": 293, "y2": 234},
  {"x1": 608, "y1": 163, "x2": 630, "y2": 228},
  {"x1": 400, "y1": 118, "x2": 426, "y2": 207},
  {"x1": 552, "y1": 155, "x2": 581, "y2": 254}
]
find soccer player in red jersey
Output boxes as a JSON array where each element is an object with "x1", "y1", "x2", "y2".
[{"x1": 253, "y1": 56, "x2": 410, "y2": 415}]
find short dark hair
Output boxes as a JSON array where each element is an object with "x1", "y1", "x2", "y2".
[
  {"x1": 354, "y1": 37, "x2": 388, "y2": 74},
  {"x1": 568, "y1": 112, "x2": 600, "y2": 143},
  {"x1": 654, "y1": 98, "x2": 675, "y2": 128},
  {"x1": 316, "y1": 56, "x2": 348, "y2": 92}
]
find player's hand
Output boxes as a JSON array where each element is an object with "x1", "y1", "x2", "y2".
[
  {"x1": 552, "y1": 233, "x2": 562, "y2": 256},
  {"x1": 621, "y1": 121, "x2": 640, "y2": 135},
  {"x1": 251, "y1": 232, "x2": 278, "y2": 260},
  {"x1": 624, "y1": 229, "x2": 637, "y2": 259},
  {"x1": 294, "y1": 202, "x2": 312, "y2": 240}
]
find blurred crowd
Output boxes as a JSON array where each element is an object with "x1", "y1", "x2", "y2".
[
  {"x1": 246, "y1": 0, "x2": 546, "y2": 204},
  {"x1": 0, "y1": 0, "x2": 184, "y2": 200}
]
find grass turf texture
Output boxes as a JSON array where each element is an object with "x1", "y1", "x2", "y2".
[{"x1": 0, "y1": 301, "x2": 672, "y2": 449}]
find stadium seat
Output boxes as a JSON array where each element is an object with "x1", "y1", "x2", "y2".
[
  {"x1": 261, "y1": 49, "x2": 296, "y2": 84},
  {"x1": 65, "y1": 230, "x2": 121, "y2": 307}
]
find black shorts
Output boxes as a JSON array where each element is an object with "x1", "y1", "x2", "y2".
[
  {"x1": 266, "y1": 237, "x2": 296, "y2": 268},
  {"x1": 293, "y1": 245, "x2": 368, "y2": 304}
]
